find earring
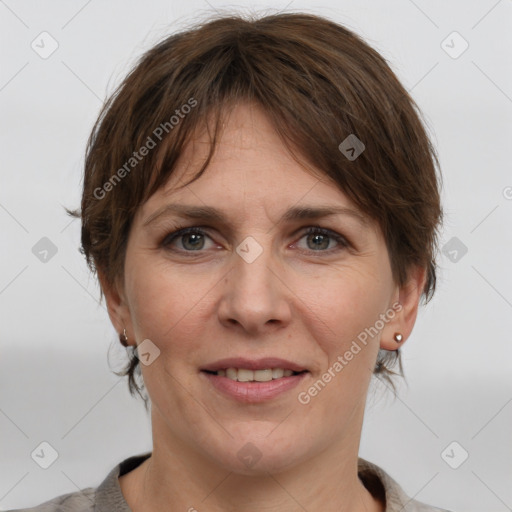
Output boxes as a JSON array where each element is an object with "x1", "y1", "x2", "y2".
[
  {"x1": 120, "y1": 328, "x2": 129, "y2": 347},
  {"x1": 394, "y1": 332, "x2": 403, "y2": 343}
]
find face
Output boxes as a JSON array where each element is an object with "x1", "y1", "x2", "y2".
[{"x1": 104, "y1": 102, "x2": 421, "y2": 475}]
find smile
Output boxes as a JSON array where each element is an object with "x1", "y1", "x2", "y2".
[
  {"x1": 200, "y1": 357, "x2": 310, "y2": 402},
  {"x1": 205, "y1": 367, "x2": 305, "y2": 381}
]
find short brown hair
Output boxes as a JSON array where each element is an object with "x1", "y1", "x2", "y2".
[{"x1": 66, "y1": 11, "x2": 443, "y2": 409}]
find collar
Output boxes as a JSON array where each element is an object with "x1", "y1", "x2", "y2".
[{"x1": 94, "y1": 452, "x2": 443, "y2": 512}]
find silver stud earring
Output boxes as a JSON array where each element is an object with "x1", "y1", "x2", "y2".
[{"x1": 394, "y1": 332, "x2": 403, "y2": 343}]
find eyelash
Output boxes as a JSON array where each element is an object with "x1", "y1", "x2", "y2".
[{"x1": 159, "y1": 225, "x2": 350, "y2": 256}]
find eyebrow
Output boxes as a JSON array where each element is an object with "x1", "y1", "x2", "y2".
[{"x1": 143, "y1": 203, "x2": 370, "y2": 229}]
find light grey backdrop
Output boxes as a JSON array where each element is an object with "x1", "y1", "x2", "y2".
[{"x1": 1, "y1": 1, "x2": 511, "y2": 511}]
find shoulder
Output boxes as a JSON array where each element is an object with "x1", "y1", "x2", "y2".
[
  {"x1": 5, "y1": 451, "x2": 152, "y2": 512},
  {"x1": 357, "y1": 457, "x2": 455, "y2": 512},
  {"x1": 5, "y1": 487, "x2": 96, "y2": 512}
]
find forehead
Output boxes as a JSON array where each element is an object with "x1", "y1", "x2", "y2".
[
  {"x1": 173, "y1": 102, "x2": 320, "y2": 182},
  {"x1": 136, "y1": 102, "x2": 373, "y2": 232}
]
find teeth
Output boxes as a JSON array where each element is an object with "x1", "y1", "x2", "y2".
[
  {"x1": 238, "y1": 368, "x2": 255, "y2": 382},
  {"x1": 216, "y1": 368, "x2": 299, "y2": 381},
  {"x1": 226, "y1": 368, "x2": 237, "y2": 380},
  {"x1": 254, "y1": 369, "x2": 273, "y2": 381},
  {"x1": 272, "y1": 368, "x2": 284, "y2": 379}
]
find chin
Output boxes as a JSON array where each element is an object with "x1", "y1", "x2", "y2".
[{"x1": 205, "y1": 432, "x2": 311, "y2": 476}]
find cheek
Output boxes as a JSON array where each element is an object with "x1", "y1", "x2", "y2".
[
  {"x1": 125, "y1": 257, "x2": 218, "y2": 358},
  {"x1": 297, "y1": 265, "x2": 391, "y2": 415},
  {"x1": 299, "y1": 264, "x2": 391, "y2": 354}
]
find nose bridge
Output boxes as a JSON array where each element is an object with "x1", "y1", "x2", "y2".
[
  {"x1": 233, "y1": 233, "x2": 276, "y2": 295},
  {"x1": 219, "y1": 232, "x2": 290, "y2": 331}
]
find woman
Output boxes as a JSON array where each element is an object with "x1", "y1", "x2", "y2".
[{"x1": 12, "y1": 11, "x2": 451, "y2": 512}]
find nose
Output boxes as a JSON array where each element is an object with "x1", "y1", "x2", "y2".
[{"x1": 217, "y1": 238, "x2": 292, "y2": 335}]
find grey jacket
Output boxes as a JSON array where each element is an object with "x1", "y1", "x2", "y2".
[{"x1": 6, "y1": 452, "x2": 453, "y2": 511}]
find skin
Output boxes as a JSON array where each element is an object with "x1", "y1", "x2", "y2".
[{"x1": 99, "y1": 101, "x2": 426, "y2": 512}]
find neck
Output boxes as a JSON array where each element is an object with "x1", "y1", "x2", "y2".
[{"x1": 120, "y1": 410, "x2": 384, "y2": 512}]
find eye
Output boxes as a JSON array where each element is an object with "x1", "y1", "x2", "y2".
[
  {"x1": 160, "y1": 225, "x2": 349, "y2": 255},
  {"x1": 161, "y1": 227, "x2": 214, "y2": 253},
  {"x1": 294, "y1": 227, "x2": 349, "y2": 253}
]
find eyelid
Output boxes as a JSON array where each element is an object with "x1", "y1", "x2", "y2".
[
  {"x1": 159, "y1": 224, "x2": 351, "y2": 255},
  {"x1": 296, "y1": 226, "x2": 350, "y2": 251}
]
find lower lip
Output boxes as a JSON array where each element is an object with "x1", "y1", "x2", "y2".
[{"x1": 201, "y1": 371, "x2": 308, "y2": 403}]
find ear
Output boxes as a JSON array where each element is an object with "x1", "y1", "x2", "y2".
[
  {"x1": 380, "y1": 264, "x2": 427, "y2": 351},
  {"x1": 97, "y1": 268, "x2": 134, "y2": 346}
]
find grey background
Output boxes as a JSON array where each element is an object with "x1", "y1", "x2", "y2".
[{"x1": 1, "y1": 1, "x2": 511, "y2": 511}]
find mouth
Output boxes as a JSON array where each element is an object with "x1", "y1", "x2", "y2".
[
  {"x1": 201, "y1": 367, "x2": 307, "y2": 381},
  {"x1": 200, "y1": 357, "x2": 310, "y2": 402}
]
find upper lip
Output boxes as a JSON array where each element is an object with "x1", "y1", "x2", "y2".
[{"x1": 200, "y1": 357, "x2": 308, "y2": 372}]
